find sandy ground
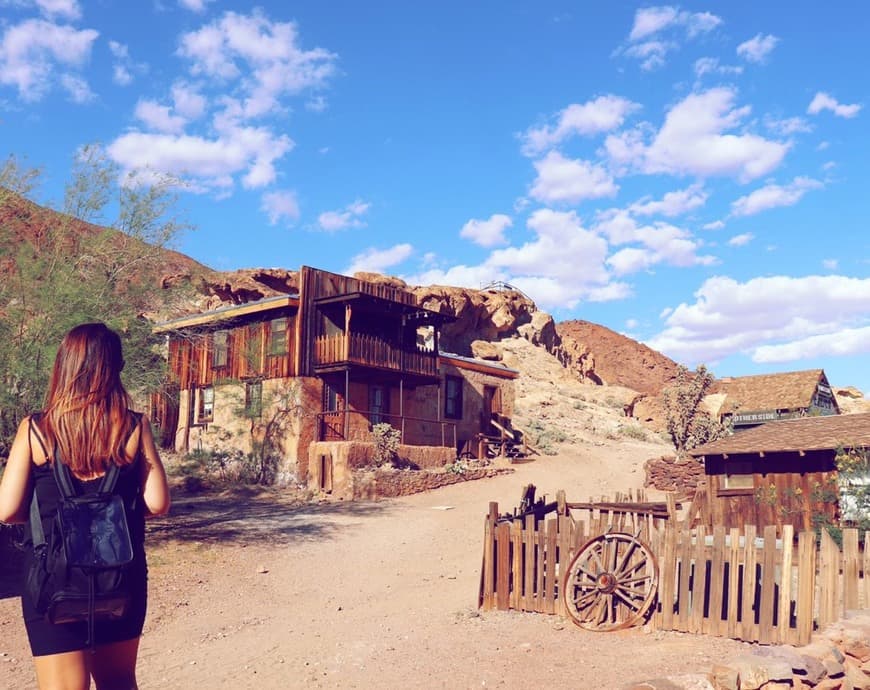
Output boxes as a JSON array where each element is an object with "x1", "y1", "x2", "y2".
[{"x1": 0, "y1": 437, "x2": 751, "y2": 690}]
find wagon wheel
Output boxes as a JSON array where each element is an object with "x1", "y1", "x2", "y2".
[{"x1": 562, "y1": 532, "x2": 658, "y2": 632}]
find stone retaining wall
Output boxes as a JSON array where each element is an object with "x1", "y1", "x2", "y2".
[
  {"x1": 644, "y1": 454, "x2": 706, "y2": 495},
  {"x1": 352, "y1": 466, "x2": 513, "y2": 500},
  {"x1": 626, "y1": 612, "x2": 870, "y2": 690}
]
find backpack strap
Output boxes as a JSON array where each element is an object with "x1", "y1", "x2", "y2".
[
  {"x1": 27, "y1": 415, "x2": 49, "y2": 549},
  {"x1": 52, "y1": 447, "x2": 79, "y2": 499}
]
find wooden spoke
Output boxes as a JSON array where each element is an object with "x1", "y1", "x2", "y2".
[{"x1": 561, "y1": 532, "x2": 659, "y2": 632}]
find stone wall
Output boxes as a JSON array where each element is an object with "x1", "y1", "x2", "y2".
[
  {"x1": 626, "y1": 611, "x2": 870, "y2": 689},
  {"x1": 644, "y1": 455, "x2": 706, "y2": 495},
  {"x1": 352, "y1": 466, "x2": 513, "y2": 500}
]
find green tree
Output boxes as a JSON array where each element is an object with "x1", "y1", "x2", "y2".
[
  {"x1": 662, "y1": 364, "x2": 728, "y2": 456},
  {"x1": 0, "y1": 149, "x2": 191, "y2": 454}
]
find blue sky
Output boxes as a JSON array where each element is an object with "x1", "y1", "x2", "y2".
[{"x1": 2, "y1": 1, "x2": 869, "y2": 394}]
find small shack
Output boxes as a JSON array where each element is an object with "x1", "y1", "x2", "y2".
[
  {"x1": 714, "y1": 368, "x2": 839, "y2": 431},
  {"x1": 690, "y1": 412, "x2": 870, "y2": 530}
]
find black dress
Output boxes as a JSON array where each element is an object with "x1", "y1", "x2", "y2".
[{"x1": 21, "y1": 415, "x2": 149, "y2": 657}]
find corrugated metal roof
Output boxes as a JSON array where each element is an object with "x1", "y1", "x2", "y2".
[
  {"x1": 717, "y1": 369, "x2": 826, "y2": 413},
  {"x1": 690, "y1": 412, "x2": 870, "y2": 457}
]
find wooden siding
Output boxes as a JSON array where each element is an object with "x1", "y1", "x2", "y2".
[{"x1": 167, "y1": 316, "x2": 297, "y2": 388}]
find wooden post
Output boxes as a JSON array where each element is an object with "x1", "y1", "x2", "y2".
[
  {"x1": 758, "y1": 525, "x2": 778, "y2": 644},
  {"x1": 726, "y1": 527, "x2": 741, "y2": 639},
  {"x1": 777, "y1": 524, "x2": 794, "y2": 643},
  {"x1": 741, "y1": 525, "x2": 758, "y2": 641},
  {"x1": 496, "y1": 521, "x2": 511, "y2": 610},
  {"x1": 843, "y1": 528, "x2": 860, "y2": 612},
  {"x1": 709, "y1": 526, "x2": 726, "y2": 637},
  {"x1": 796, "y1": 530, "x2": 817, "y2": 645}
]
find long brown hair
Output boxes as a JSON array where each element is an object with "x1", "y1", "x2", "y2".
[{"x1": 41, "y1": 322, "x2": 135, "y2": 474}]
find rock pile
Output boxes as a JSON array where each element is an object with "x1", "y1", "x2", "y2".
[
  {"x1": 625, "y1": 612, "x2": 870, "y2": 689},
  {"x1": 644, "y1": 455, "x2": 706, "y2": 495}
]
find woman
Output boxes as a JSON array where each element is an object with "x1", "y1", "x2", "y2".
[{"x1": 0, "y1": 322, "x2": 170, "y2": 689}]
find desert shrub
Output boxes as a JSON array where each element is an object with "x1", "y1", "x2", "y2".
[
  {"x1": 662, "y1": 364, "x2": 728, "y2": 456},
  {"x1": 837, "y1": 445, "x2": 870, "y2": 531},
  {"x1": 372, "y1": 423, "x2": 401, "y2": 467},
  {"x1": 617, "y1": 424, "x2": 649, "y2": 441}
]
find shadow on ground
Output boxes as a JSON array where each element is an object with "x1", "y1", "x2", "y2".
[
  {"x1": 145, "y1": 488, "x2": 393, "y2": 548},
  {"x1": 1, "y1": 490, "x2": 394, "y2": 600}
]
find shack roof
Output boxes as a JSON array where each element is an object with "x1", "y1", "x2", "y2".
[
  {"x1": 153, "y1": 294, "x2": 299, "y2": 333},
  {"x1": 716, "y1": 369, "x2": 828, "y2": 414},
  {"x1": 440, "y1": 352, "x2": 520, "y2": 380},
  {"x1": 690, "y1": 412, "x2": 870, "y2": 459}
]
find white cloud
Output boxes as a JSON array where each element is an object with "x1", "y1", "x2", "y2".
[
  {"x1": 763, "y1": 115, "x2": 812, "y2": 136},
  {"x1": 177, "y1": 10, "x2": 337, "y2": 119},
  {"x1": 134, "y1": 99, "x2": 187, "y2": 134},
  {"x1": 703, "y1": 220, "x2": 725, "y2": 230},
  {"x1": 823, "y1": 258, "x2": 838, "y2": 270},
  {"x1": 736, "y1": 33, "x2": 779, "y2": 63},
  {"x1": 460, "y1": 214, "x2": 512, "y2": 247},
  {"x1": 260, "y1": 189, "x2": 300, "y2": 225},
  {"x1": 624, "y1": 40, "x2": 672, "y2": 72},
  {"x1": 753, "y1": 326, "x2": 870, "y2": 363},
  {"x1": 629, "y1": 183, "x2": 708, "y2": 217},
  {"x1": 60, "y1": 73, "x2": 93, "y2": 102},
  {"x1": 730, "y1": 176, "x2": 822, "y2": 217},
  {"x1": 647, "y1": 274, "x2": 870, "y2": 365},
  {"x1": 628, "y1": 6, "x2": 721, "y2": 41},
  {"x1": 34, "y1": 0, "x2": 81, "y2": 20},
  {"x1": 317, "y1": 199, "x2": 371, "y2": 231},
  {"x1": 602, "y1": 218, "x2": 716, "y2": 276},
  {"x1": 0, "y1": 18, "x2": 98, "y2": 101},
  {"x1": 345, "y1": 243, "x2": 413, "y2": 275},
  {"x1": 179, "y1": 0, "x2": 214, "y2": 12},
  {"x1": 622, "y1": 6, "x2": 722, "y2": 69},
  {"x1": 171, "y1": 81, "x2": 207, "y2": 119},
  {"x1": 728, "y1": 233, "x2": 753, "y2": 246},
  {"x1": 808, "y1": 92, "x2": 862, "y2": 119},
  {"x1": 642, "y1": 87, "x2": 790, "y2": 182},
  {"x1": 693, "y1": 57, "x2": 743, "y2": 78},
  {"x1": 107, "y1": 127, "x2": 293, "y2": 192},
  {"x1": 629, "y1": 6, "x2": 679, "y2": 41},
  {"x1": 520, "y1": 95, "x2": 640, "y2": 156},
  {"x1": 530, "y1": 151, "x2": 618, "y2": 204}
]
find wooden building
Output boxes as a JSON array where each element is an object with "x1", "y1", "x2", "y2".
[
  {"x1": 714, "y1": 369, "x2": 839, "y2": 430},
  {"x1": 152, "y1": 266, "x2": 519, "y2": 484},
  {"x1": 690, "y1": 412, "x2": 870, "y2": 530}
]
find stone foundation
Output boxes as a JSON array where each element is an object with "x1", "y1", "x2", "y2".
[
  {"x1": 625, "y1": 611, "x2": 870, "y2": 689},
  {"x1": 352, "y1": 466, "x2": 513, "y2": 500},
  {"x1": 644, "y1": 455, "x2": 706, "y2": 495}
]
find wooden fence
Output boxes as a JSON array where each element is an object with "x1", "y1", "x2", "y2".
[{"x1": 479, "y1": 492, "x2": 870, "y2": 646}]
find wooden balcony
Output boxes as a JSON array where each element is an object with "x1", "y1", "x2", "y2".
[{"x1": 313, "y1": 333, "x2": 438, "y2": 379}]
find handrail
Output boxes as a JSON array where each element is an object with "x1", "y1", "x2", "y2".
[{"x1": 313, "y1": 333, "x2": 437, "y2": 376}]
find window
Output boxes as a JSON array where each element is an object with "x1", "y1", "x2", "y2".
[
  {"x1": 444, "y1": 376, "x2": 463, "y2": 420},
  {"x1": 213, "y1": 330, "x2": 228, "y2": 368},
  {"x1": 324, "y1": 382, "x2": 340, "y2": 412},
  {"x1": 245, "y1": 381, "x2": 263, "y2": 417},
  {"x1": 270, "y1": 318, "x2": 288, "y2": 355},
  {"x1": 719, "y1": 461, "x2": 754, "y2": 492},
  {"x1": 198, "y1": 386, "x2": 214, "y2": 423},
  {"x1": 369, "y1": 385, "x2": 389, "y2": 425}
]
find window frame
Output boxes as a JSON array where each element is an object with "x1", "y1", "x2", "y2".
[
  {"x1": 269, "y1": 317, "x2": 289, "y2": 356},
  {"x1": 369, "y1": 384, "x2": 389, "y2": 426},
  {"x1": 245, "y1": 380, "x2": 263, "y2": 418},
  {"x1": 212, "y1": 330, "x2": 229, "y2": 368},
  {"x1": 444, "y1": 375, "x2": 463, "y2": 420},
  {"x1": 198, "y1": 385, "x2": 215, "y2": 423}
]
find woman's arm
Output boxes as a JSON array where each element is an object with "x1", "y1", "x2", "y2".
[
  {"x1": 138, "y1": 415, "x2": 171, "y2": 518},
  {"x1": 0, "y1": 417, "x2": 34, "y2": 524}
]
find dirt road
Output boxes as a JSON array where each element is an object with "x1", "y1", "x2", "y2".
[{"x1": 0, "y1": 438, "x2": 748, "y2": 689}]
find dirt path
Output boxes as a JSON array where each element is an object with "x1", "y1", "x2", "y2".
[{"x1": 0, "y1": 439, "x2": 749, "y2": 689}]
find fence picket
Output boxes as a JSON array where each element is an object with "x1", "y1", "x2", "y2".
[
  {"x1": 708, "y1": 526, "x2": 725, "y2": 637},
  {"x1": 777, "y1": 525, "x2": 794, "y2": 644},
  {"x1": 843, "y1": 529, "x2": 860, "y2": 612},
  {"x1": 741, "y1": 525, "x2": 758, "y2": 642},
  {"x1": 496, "y1": 522, "x2": 510, "y2": 610},
  {"x1": 758, "y1": 525, "x2": 778, "y2": 644}
]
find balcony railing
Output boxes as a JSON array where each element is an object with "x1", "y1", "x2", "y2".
[
  {"x1": 316, "y1": 409, "x2": 457, "y2": 448},
  {"x1": 314, "y1": 333, "x2": 437, "y2": 377}
]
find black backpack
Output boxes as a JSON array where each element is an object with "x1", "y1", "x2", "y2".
[{"x1": 26, "y1": 421, "x2": 135, "y2": 644}]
